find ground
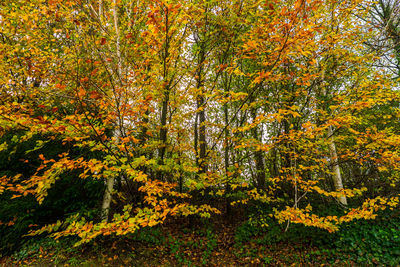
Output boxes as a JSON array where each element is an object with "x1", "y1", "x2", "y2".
[{"x1": 0, "y1": 218, "x2": 358, "y2": 266}]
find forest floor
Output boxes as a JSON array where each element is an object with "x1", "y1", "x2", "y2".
[{"x1": 0, "y1": 218, "x2": 357, "y2": 266}]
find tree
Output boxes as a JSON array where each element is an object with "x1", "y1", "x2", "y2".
[
  {"x1": 368, "y1": 0, "x2": 400, "y2": 77},
  {"x1": 0, "y1": 0, "x2": 399, "y2": 245}
]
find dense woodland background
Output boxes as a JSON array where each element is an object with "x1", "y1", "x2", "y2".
[{"x1": 1, "y1": 0, "x2": 400, "y2": 265}]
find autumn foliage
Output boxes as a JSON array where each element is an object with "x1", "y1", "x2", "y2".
[{"x1": 0, "y1": 0, "x2": 399, "y2": 249}]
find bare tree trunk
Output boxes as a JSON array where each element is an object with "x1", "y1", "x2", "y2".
[
  {"x1": 101, "y1": 176, "x2": 115, "y2": 221},
  {"x1": 224, "y1": 94, "x2": 231, "y2": 215},
  {"x1": 158, "y1": 88, "x2": 169, "y2": 172},
  {"x1": 319, "y1": 55, "x2": 347, "y2": 206},
  {"x1": 195, "y1": 39, "x2": 207, "y2": 174},
  {"x1": 98, "y1": 0, "x2": 103, "y2": 24},
  {"x1": 327, "y1": 125, "x2": 347, "y2": 205},
  {"x1": 251, "y1": 108, "x2": 266, "y2": 190},
  {"x1": 157, "y1": 7, "x2": 171, "y2": 181},
  {"x1": 197, "y1": 94, "x2": 207, "y2": 173},
  {"x1": 101, "y1": 0, "x2": 121, "y2": 221},
  {"x1": 194, "y1": 113, "x2": 199, "y2": 167}
]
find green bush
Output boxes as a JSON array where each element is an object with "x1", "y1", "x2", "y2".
[
  {"x1": 237, "y1": 202, "x2": 400, "y2": 265},
  {"x1": 0, "y1": 131, "x2": 103, "y2": 256},
  {"x1": 330, "y1": 209, "x2": 400, "y2": 265}
]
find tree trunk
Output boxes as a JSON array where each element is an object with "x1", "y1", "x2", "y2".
[
  {"x1": 158, "y1": 90, "x2": 169, "y2": 168},
  {"x1": 224, "y1": 98, "x2": 231, "y2": 215},
  {"x1": 251, "y1": 108, "x2": 266, "y2": 190},
  {"x1": 157, "y1": 7, "x2": 171, "y2": 181},
  {"x1": 327, "y1": 125, "x2": 347, "y2": 205},
  {"x1": 101, "y1": 176, "x2": 115, "y2": 221},
  {"x1": 101, "y1": 0, "x2": 121, "y2": 221},
  {"x1": 195, "y1": 37, "x2": 207, "y2": 174},
  {"x1": 197, "y1": 94, "x2": 207, "y2": 173}
]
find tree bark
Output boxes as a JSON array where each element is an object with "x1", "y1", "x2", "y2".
[
  {"x1": 195, "y1": 38, "x2": 207, "y2": 174},
  {"x1": 251, "y1": 108, "x2": 266, "y2": 189},
  {"x1": 101, "y1": 0, "x2": 121, "y2": 221},
  {"x1": 157, "y1": 7, "x2": 171, "y2": 181},
  {"x1": 327, "y1": 125, "x2": 347, "y2": 205}
]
